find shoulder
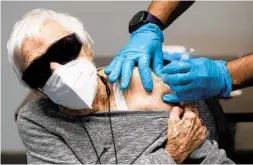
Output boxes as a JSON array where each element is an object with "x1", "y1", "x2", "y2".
[
  {"x1": 16, "y1": 97, "x2": 82, "y2": 134},
  {"x1": 17, "y1": 97, "x2": 57, "y2": 121},
  {"x1": 16, "y1": 97, "x2": 61, "y2": 132}
]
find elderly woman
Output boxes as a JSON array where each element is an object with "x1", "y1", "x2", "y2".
[{"x1": 7, "y1": 9, "x2": 233, "y2": 164}]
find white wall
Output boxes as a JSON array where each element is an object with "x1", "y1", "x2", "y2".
[{"x1": 1, "y1": 1, "x2": 253, "y2": 152}]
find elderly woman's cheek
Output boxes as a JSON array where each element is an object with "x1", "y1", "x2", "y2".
[
  {"x1": 50, "y1": 62, "x2": 62, "y2": 72},
  {"x1": 49, "y1": 61, "x2": 83, "y2": 73}
]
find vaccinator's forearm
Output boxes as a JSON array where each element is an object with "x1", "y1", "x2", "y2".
[
  {"x1": 148, "y1": 1, "x2": 195, "y2": 28},
  {"x1": 227, "y1": 54, "x2": 253, "y2": 90}
]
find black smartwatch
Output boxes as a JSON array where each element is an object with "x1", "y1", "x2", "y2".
[{"x1": 129, "y1": 11, "x2": 165, "y2": 33}]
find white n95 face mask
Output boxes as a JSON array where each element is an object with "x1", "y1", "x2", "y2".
[{"x1": 42, "y1": 57, "x2": 98, "y2": 109}]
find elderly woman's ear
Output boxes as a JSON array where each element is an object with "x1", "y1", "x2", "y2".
[{"x1": 82, "y1": 43, "x2": 94, "y2": 61}]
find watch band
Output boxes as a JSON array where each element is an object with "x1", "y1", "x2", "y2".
[
  {"x1": 129, "y1": 11, "x2": 165, "y2": 33},
  {"x1": 145, "y1": 12, "x2": 165, "y2": 30}
]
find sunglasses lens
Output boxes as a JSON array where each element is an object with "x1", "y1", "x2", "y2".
[
  {"x1": 22, "y1": 57, "x2": 51, "y2": 88},
  {"x1": 22, "y1": 33, "x2": 82, "y2": 89},
  {"x1": 49, "y1": 34, "x2": 82, "y2": 64}
]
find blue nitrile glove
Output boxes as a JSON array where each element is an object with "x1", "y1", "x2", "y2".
[
  {"x1": 161, "y1": 57, "x2": 232, "y2": 103},
  {"x1": 163, "y1": 51, "x2": 193, "y2": 61},
  {"x1": 104, "y1": 23, "x2": 164, "y2": 92}
]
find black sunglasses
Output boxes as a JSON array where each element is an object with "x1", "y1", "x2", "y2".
[{"x1": 22, "y1": 33, "x2": 82, "y2": 89}]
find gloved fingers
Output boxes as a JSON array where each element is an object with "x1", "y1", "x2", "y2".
[
  {"x1": 170, "y1": 106, "x2": 183, "y2": 121},
  {"x1": 162, "y1": 93, "x2": 182, "y2": 103},
  {"x1": 153, "y1": 44, "x2": 164, "y2": 77},
  {"x1": 162, "y1": 73, "x2": 192, "y2": 85},
  {"x1": 162, "y1": 61, "x2": 192, "y2": 74},
  {"x1": 104, "y1": 57, "x2": 118, "y2": 75},
  {"x1": 120, "y1": 60, "x2": 135, "y2": 91},
  {"x1": 163, "y1": 52, "x2": 185, "y2": 61},
  {"x1": 108, "y1": 57, "x2": 124, "y2": 83},
  {"x1": 163, "y1": 52, "x2": 194, "y2": 62},
  {"x1": 169, "y1": 82, "x2": 194, "y2": 93},
  {"x1": 138, "y1": 55, "x2": 153, "y2": 92}
]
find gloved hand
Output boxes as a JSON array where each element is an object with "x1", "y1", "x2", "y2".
[
  {"x1": 161, "y1": 57, "x2": 232, "y2": 103},
  {"x1": 163, "y1": 51, "x2": 193, "y2": 61},
  {"x1": 104, "y1": 23, "x2": 164, "y2": 92}
]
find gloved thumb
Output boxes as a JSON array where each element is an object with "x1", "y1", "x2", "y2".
[
  {"x1": 163, "y1": 52, "x2": 184, "y2": 61},
  {"x1": 153, "y1": 44, "x2": 164, "y2": 77},
  {"x1": 104, "y1": 57, "x2": 118, "y2": 75},
  {"x1": 163, "y1": 52, "x2": 194, "y2": 62}
]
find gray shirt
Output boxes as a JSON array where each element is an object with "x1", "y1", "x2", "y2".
[{"x1": 17, "y1": 98, "x2": 234, "y2": 164}]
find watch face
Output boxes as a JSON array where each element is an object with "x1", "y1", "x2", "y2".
[{"x1": 129, "y1": 11, "x2": 147, "y2": 32}]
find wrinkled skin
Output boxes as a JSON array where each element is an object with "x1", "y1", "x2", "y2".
[{"x1": 166, "y1": 105, "x2": 207, "y2": 163}]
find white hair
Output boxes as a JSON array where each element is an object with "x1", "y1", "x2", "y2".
[{"x1": 7, "y1": 8, "x2": 93, "y2": 85}]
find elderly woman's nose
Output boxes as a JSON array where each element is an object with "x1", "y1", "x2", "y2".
[{"x1": 50, "y1": 62, "x2": 62, "y2": 72}]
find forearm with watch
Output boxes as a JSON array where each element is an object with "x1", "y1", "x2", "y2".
[
  {"x1": 129, "y1": 1, "x2": 195, "y2": 33},
  {"x1": 105, "y1": 1, "x2": 195, "y2": 92},
  {"x1": 147, "y1": 1, "x2": 195, "y2": 29}
]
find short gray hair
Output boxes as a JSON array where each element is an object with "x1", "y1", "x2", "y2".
[{"x1": 7, "y1": 8, "x2": 93, "y2": 86}]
